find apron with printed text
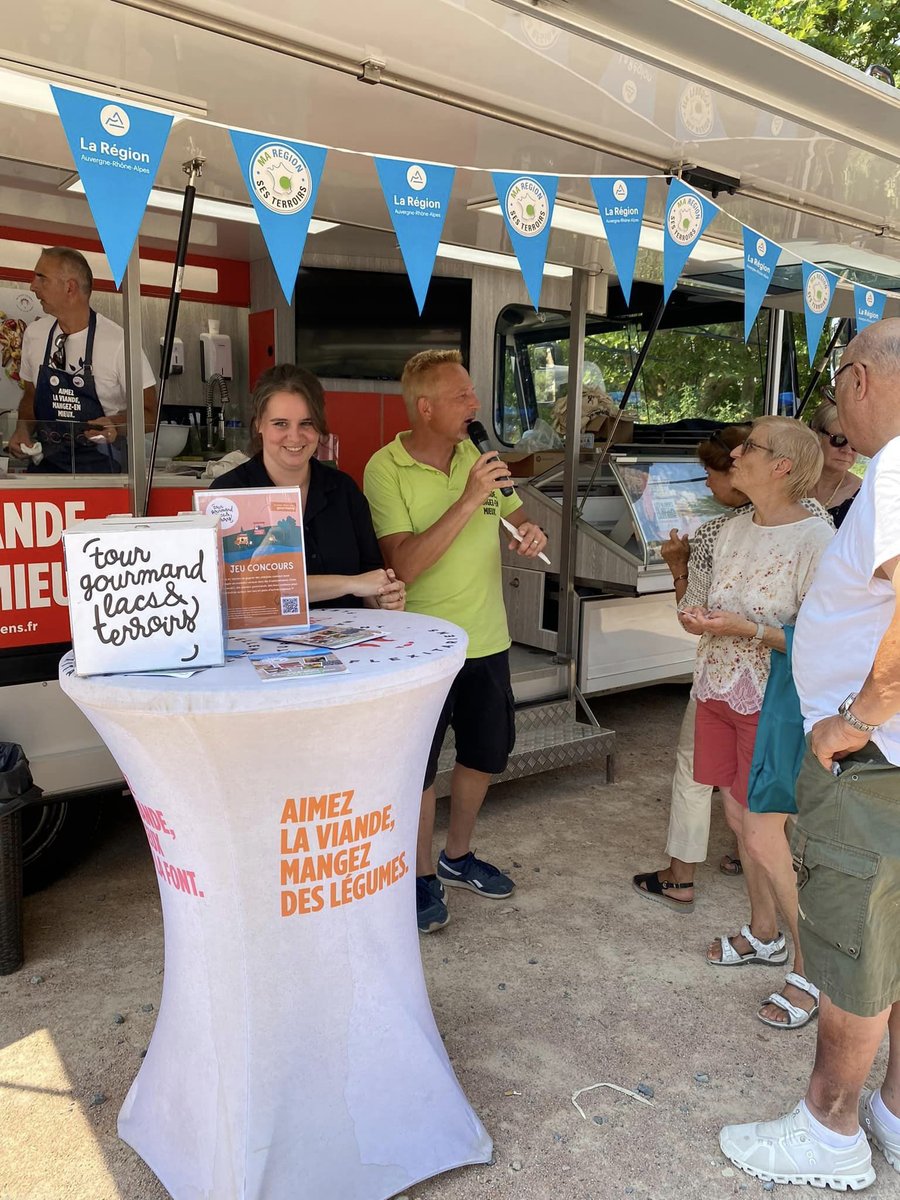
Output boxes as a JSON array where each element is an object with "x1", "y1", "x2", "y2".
[{"x1": 32, "y1": 311, "x2": 119, "y2": 474}]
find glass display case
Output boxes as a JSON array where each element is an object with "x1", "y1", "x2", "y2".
[{"x1": 608, "y1": 456, "x2": 727, "y2": 567}]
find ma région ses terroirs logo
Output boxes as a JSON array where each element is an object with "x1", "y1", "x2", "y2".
[{"x1": 251, "y1": 144, "x2": 313, "y2": 213}]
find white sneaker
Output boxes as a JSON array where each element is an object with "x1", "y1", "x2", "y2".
[
  {"x1": 859, "y1": 1089, "x2": 900, "y2": 1173},
  {"x1": 720, "y1": 1102, "x2": 876, "y2": 1190}
]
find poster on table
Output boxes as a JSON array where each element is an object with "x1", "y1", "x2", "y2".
[
  {"x1": 589, "y1": 177, "x2": 647, "y2": 305},
  {"x1": 61, "y1": 513, "x2": 226, "y2": 676},
  {"x1": 374, "y1": 158, "x2": 455, "y2": 314},
  {"x1": 193, "y1": 487, "x2": 310, "y2": 633},
  {"x1": 491, "y1": 171, "x2": 558, "y2": 310},
  {"x1": 853, "y1": 284, "x2": 887, "y2": 331},
  {"x1": 229, "y1": 131, "x2": 327, "y2": 304},
  {"x1": 51, "y1": 88, "x2": 172, "y2": 287},
  {"x1": 801, "y1": 263, "x2": 841, "y2": 365},
  {"x1": 741, "y1": 227, "x2": 782, "y2": 342}
]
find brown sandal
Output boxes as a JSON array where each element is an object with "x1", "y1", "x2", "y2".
[{"x1": 719, "y1": 854, "x2": 743, "y2": 876}]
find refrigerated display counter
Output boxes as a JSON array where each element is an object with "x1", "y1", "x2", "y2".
[{"x1": 500, "y1": 451, "x2": 725, "y2": 694}]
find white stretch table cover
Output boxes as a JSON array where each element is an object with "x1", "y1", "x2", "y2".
[{"x1": 59, "y1": 611, "x2": 491, "y2": 1200}]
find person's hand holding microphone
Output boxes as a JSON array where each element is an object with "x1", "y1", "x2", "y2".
[{"x1": 465, "y1": 420, "x2": 549, "y2": 561}]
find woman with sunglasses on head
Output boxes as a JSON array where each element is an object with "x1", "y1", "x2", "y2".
[
  {"x1": 679, "y1": 417, "x2": 833, "y2": 1029},
  {"x1": 808, "y1": 395, "x2": 861, "y2": 528}
]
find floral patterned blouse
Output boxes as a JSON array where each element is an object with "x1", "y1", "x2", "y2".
[{"x1": 686, "y1": 510, "x2": 833, "y2": 714}]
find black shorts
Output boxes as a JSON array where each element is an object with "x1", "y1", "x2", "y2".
[{"x1": 423, "y1": 650, "x2": 516, "y2": 789}]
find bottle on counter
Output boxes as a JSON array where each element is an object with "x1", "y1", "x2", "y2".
[{"x1": 225, "y1": 420, "x2": 245, "y2": 454}]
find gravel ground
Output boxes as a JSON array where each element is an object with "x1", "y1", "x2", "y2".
[{"x1": 1, "y1": 682, "x2": 897, "y2": 1200}]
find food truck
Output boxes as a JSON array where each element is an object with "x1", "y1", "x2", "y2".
[{"x1": 2, "y1": 0, "x2": 900, "y2": 887}]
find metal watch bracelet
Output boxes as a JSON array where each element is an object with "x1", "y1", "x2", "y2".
[{"x1": 837, "y1": 693, "x2": 880, "y2": 734}]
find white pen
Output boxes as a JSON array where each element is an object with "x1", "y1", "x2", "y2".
[{"x1": 501, "y1": 517, "x2": 551, "y2": 565}]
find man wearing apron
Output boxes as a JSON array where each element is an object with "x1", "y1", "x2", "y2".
[
  {"x1": 9, "y1": 246, "x2": 157, "y2": 474},
  {"x1": 32, "y1": 310, "x2": 118, "y2": 474}
]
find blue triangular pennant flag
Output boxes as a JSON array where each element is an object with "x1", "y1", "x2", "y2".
[
  {"x1": 589, "y1": 177, "x2": 647, "y2": 306},
  {"x1": 51, "y1": 87, "x2": 172, "y2": 288},
  {"x1": 374, "y1": 158, "x2": 455, "y2": 314},
  {"x1": 229, "y1": 132, "x2": 327, "y2": 304},
  {"x1": 853, "y1": 284, "x2": 886, "y2": 332},
  {"x1": 742, "y1": 227, "x2": 782, "y2": 342},
  {"x1": 491, "y1": 172, "x2": 558, "y2": 310},
  {"x1": 800, "y1": 263, "x2": 841, "y2": 365},
  {"x1": 662, "y1": 179, "x2": 719, "y2": 300}
]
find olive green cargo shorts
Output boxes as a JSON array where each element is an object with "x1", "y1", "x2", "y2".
[{"x1": 791, "y1": 742, "x2": 900, "y2": 1018}]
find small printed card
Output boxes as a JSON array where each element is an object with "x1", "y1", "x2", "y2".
[
  {"x1": 250, "y1": 648, "x2": 347, "y2": 681},
  {"x1": 261, "y1": 624, "x2": 381, "y2": 650}
]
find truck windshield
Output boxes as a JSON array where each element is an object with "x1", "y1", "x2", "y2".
[{"x1": 494, "y1": 290, "x2": 773, "y2": 446}]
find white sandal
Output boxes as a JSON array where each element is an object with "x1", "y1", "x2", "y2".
[
  {"x1": 758, "y1": 972, "x2": 820, "y2": 1029},
  {"x1": 708, "y1": 923, "x2": 788, "y2": 967}
]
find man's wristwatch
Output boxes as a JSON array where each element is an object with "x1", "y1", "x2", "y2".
[{"x1": 837, "y1": 693, "x2": 880, "y2": 734}]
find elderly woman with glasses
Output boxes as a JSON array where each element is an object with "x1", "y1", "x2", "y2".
[
  {"x1": 678, "y1": 417, "x2": 833, "y2": 1029},
  {"x1": 807, "y1": 394, "x2": 861, "y2": 528}
]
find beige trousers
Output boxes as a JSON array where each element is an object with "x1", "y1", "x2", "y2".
[{"x1": 664, "y1": 697, "x2": 714, "y2": 863}]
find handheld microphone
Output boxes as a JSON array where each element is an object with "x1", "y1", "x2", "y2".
[{"x1": 467, "y1": 420, "x2": 515, "y2": 497}]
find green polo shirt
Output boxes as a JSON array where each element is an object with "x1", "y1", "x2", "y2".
[{"x1": 364, "y1": 434, "x2": 522, "y2": 659}]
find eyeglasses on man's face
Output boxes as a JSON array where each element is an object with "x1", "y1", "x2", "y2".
[{"x1": 832, "y1": 359, "x2": 866, "y2": 387}]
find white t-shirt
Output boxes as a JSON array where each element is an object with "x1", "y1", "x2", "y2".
[
  {"x1": 20, "y1": 311, "x2": 156, "y2": 418},
  {"x1": 794, "y1": 436, "x2": 900, "y2": 763},
  {"x1": 691, "y1": 511, "x2": 833, "y2": 715}
]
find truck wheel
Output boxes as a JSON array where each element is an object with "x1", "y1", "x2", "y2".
[{"x1": 21, "y1": 795, "x2": 104, "y2": 894}]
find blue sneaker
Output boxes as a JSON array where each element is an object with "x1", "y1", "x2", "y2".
[
  {"x1": 436, "y1": 851, "x2": 515, "y2": 898},
  {"x1": 416, "y1": 876, "x2": 449, "y2": 933}
]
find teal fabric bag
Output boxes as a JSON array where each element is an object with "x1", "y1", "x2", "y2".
[{"x1": 747, "y1": 626, "x2": 803, "y2": 815}]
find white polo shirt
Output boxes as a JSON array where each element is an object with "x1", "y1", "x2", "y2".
[
  {"x1": 793, "y1": 436, "x2": 900, "y2": 764},
  {"x1": 20, "y1": 312, "x2": 156, "y2": 418}
]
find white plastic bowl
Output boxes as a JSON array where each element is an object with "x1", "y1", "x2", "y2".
[{"x1": 146, "y1": 422, "x2": 189, "y2": 461}]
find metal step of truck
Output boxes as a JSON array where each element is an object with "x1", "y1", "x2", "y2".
[{"x1": 434, "y1": 700, "x2": 615, "y2": 798}]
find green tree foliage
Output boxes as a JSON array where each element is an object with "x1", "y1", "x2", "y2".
[{"x1": 724, "y1": 0, "x2": 900, "y2": 76}]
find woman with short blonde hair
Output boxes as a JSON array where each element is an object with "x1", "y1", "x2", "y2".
[{"x1": 680, "y1": 416, "x2": 833, "y2": 1029}]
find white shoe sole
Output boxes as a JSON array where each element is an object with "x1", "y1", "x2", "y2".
[
  {"x1": 437, "y1": 875, "x2": 515, "y2": 898},
  {"x1": 720, "y1": 1137, "x2": 876, "y2": 1191}
]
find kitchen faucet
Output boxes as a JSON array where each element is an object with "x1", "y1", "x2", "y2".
[{"x1": 205, "y1": 374, "x2": 230, "y2": 450}]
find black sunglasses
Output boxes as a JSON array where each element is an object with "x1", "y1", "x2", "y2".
[
  {"x1": 818, "y1": 430, "x2": 852, "y2": 449},
  {"x1": 50, "y1": 331, "x2": 67, "y2": 371}
]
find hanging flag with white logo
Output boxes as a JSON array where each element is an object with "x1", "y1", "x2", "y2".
[
  {"x1": 51, "y1": 87, "x2": 172, "y2": 288},
  {"x1": 853, "y1": 284, "x2": 886, "y2": 332},
  {"x1": 589, "y1": 177, "x2": 647, "y2": 305},
  {"x1": 741, "y1": 227, "x2": 782, "y2": 342},
  {"x1": 662, "y1": 179, "x2": 718, "y2": 301},
  {"x1": 229, "y1": 132, "x2": 328, "y2": 304},
  {"x1": 374, "y1": 159, "x2": 455, "y2": 314},
  {"x1": 801, "y1": 263, "x2": 841, "y2": 365},
  {"x1": 491, "y1": 172, "x2": 558, "y2": 310}
]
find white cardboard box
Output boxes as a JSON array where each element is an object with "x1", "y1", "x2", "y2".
[{"x1": 62, "y1": 513, "x2": 226, "y2": 676}]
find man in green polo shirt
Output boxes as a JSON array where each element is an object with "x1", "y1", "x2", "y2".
[{"x1": 364, "y1": 349, "x2": 549, "y2": 933}]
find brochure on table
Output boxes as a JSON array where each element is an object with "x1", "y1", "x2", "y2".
[{"x1": 194, "y1": 487, "x2": 310, "y2": 633}]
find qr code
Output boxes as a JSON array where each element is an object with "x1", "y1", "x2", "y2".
[{"x1": 281, "y1": 596, "x2": 301, "y2": 616}]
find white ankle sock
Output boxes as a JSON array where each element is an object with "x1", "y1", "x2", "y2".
[
  {"x1": 871, "y1": 1087, "x2": 900, "y2": 1133},
  {"x1": 800, "y1": 1100, "x2": 863, "y2": 1148}
]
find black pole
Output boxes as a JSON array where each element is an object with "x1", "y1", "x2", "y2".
[
  {"x1": 795, "y1": 317, "x2": 849, "y2": 420},
  {"x1": 142, "y1": 154, "x2": 205, "y2": 515}
]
